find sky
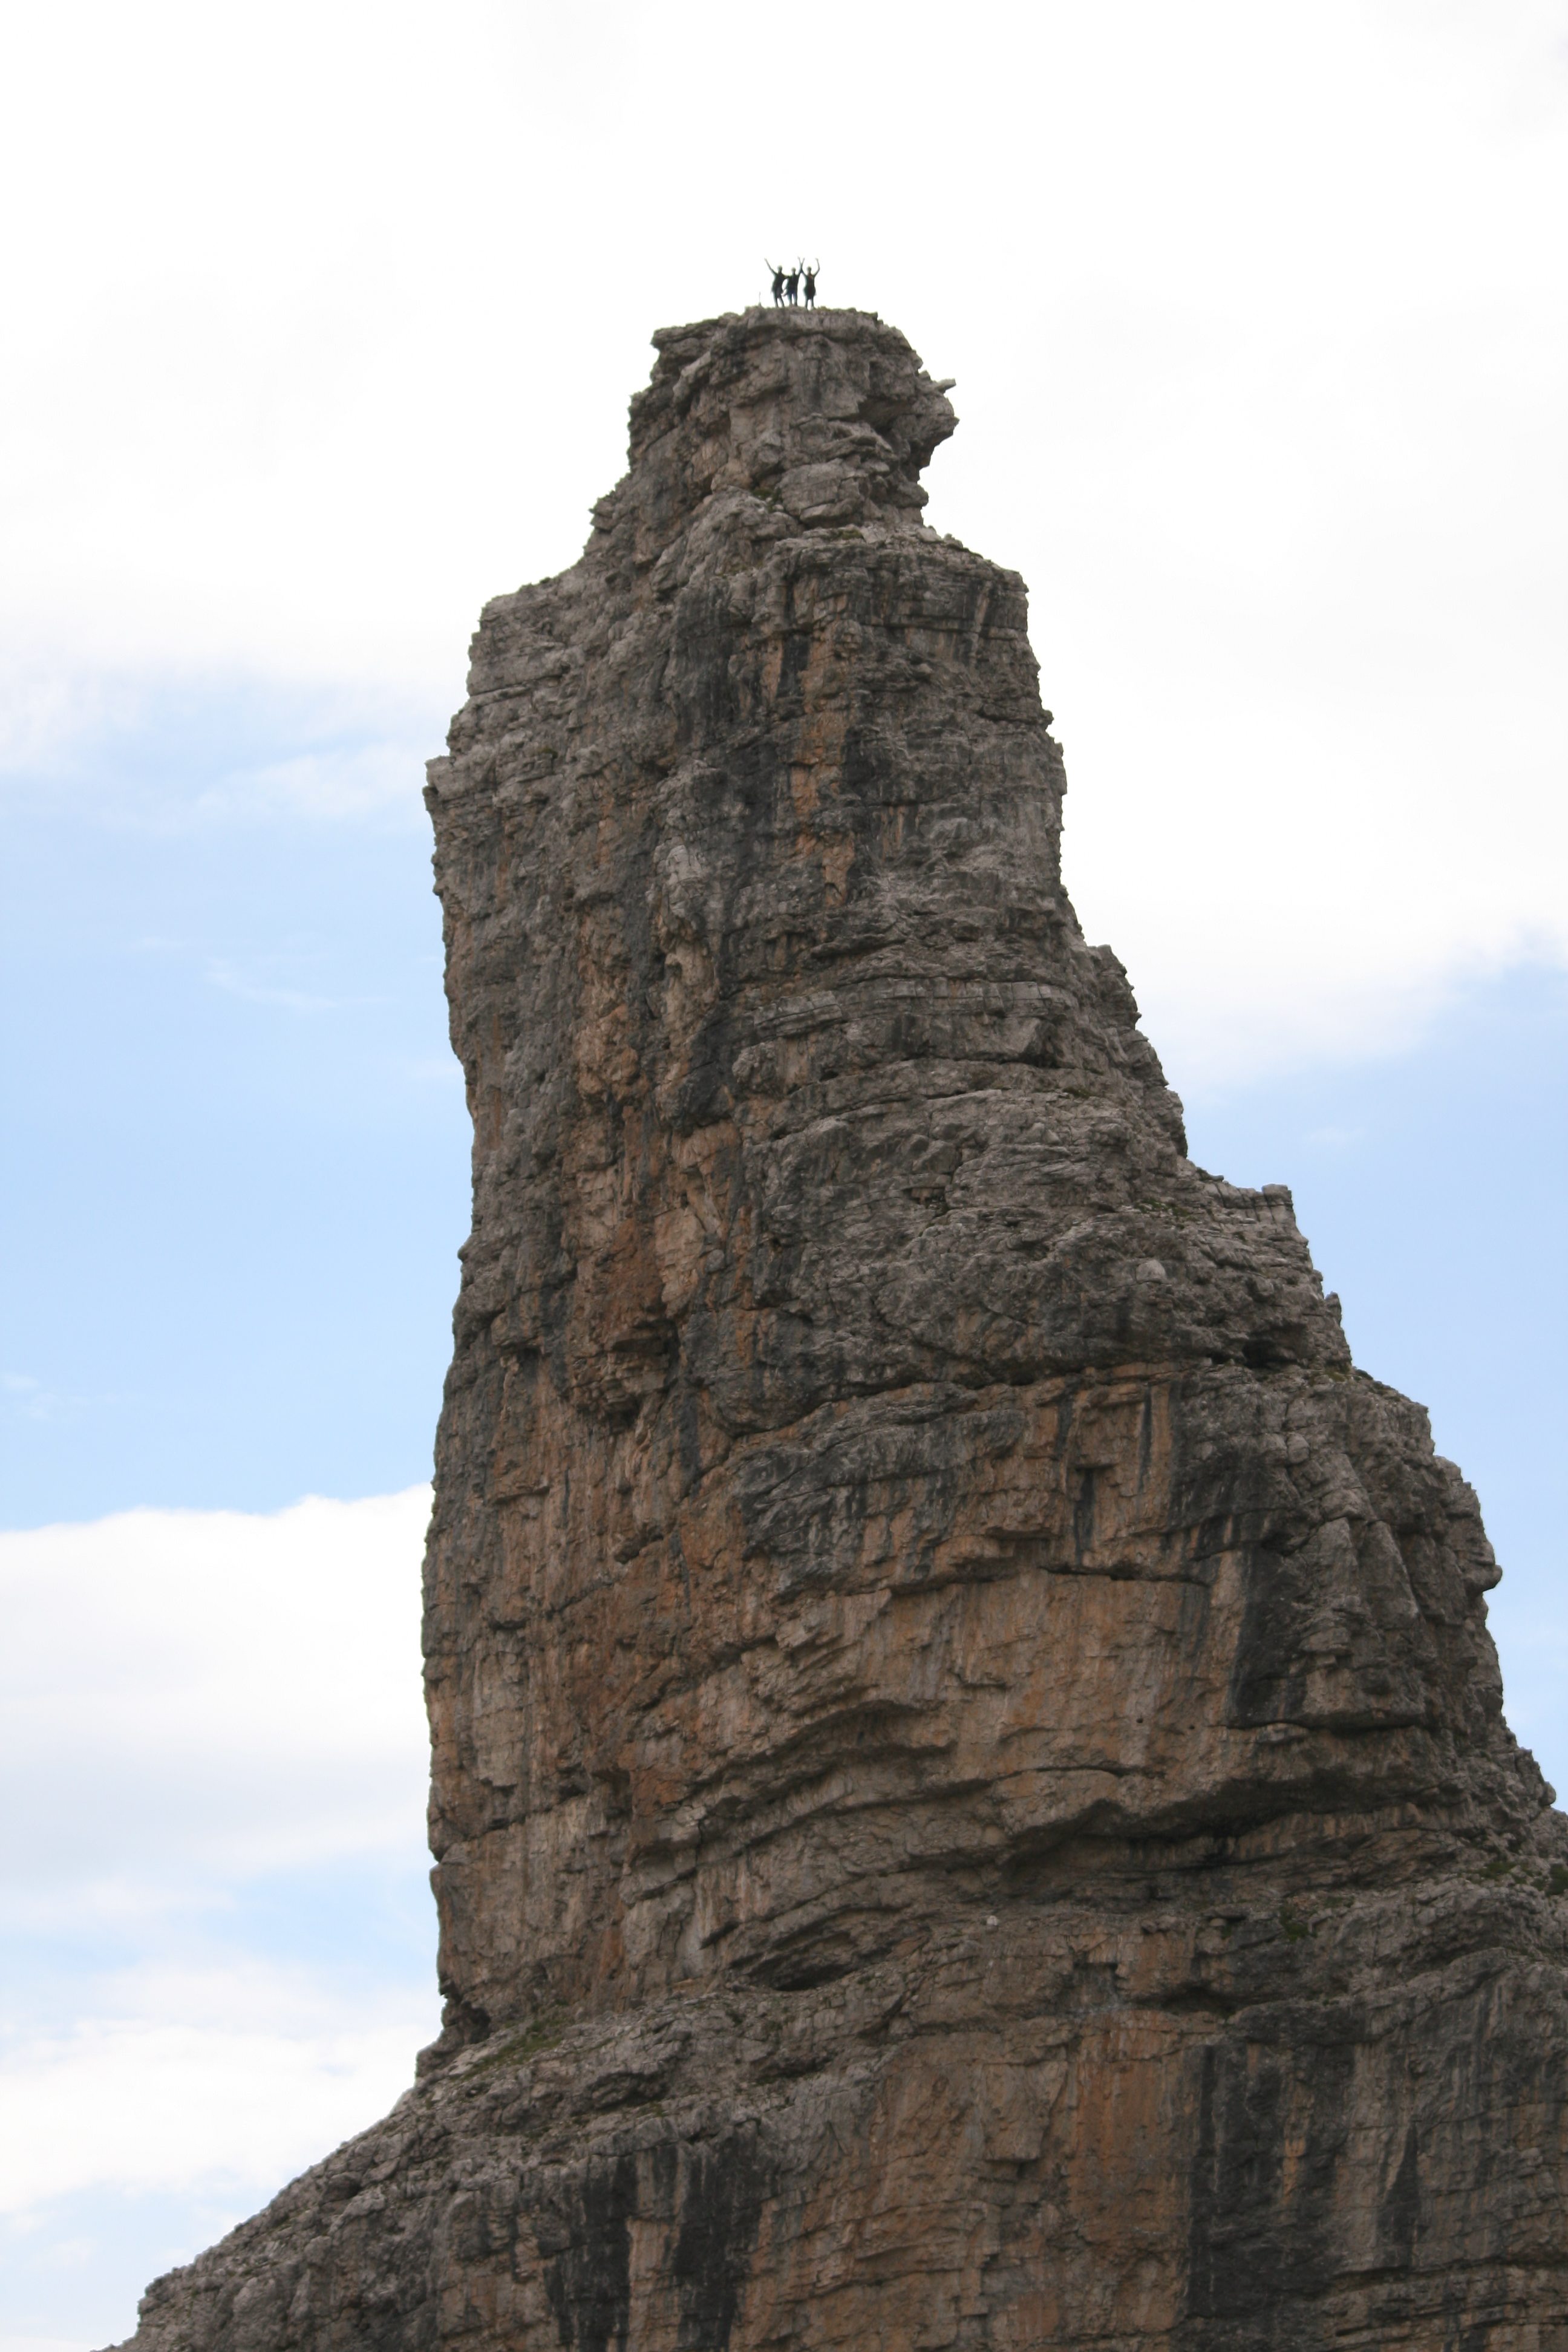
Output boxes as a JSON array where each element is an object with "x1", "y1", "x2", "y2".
[{"x1": 2, "y1": 2, "x2": 1565, "y2": 2344}]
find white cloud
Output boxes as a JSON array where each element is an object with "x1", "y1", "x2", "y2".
[
  {"x1": 203, "y1": 958, "x2": 386, "y2": 1014},
  {"x1": 189, "y1": 742, "x2": 433, "y2": 829},
  {"x1": 0, "y1": 1491, "x2": 431, "y2": 1910},
  {"x1": 0, "y1": 1491, "x2": 439, "y2": 2269},
  {"x1": 0, "y1": 2, "x2": 1563, "y2": 1079},
  {"x1": 0, "y1": 1962, "x2": 432, "y2": 2216}
]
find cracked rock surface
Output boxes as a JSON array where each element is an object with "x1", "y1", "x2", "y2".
[{"x1": 116, "y1": 307, "x2": 1568, "y2": 2352}]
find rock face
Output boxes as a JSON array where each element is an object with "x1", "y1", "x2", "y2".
[{"x1": 120, "y1": 309, "x2": 1568, "y2": 2352}]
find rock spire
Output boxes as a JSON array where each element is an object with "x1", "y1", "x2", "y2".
[{"x1": 118, "y1": 306, "x2": 1568, "y2": 2352}]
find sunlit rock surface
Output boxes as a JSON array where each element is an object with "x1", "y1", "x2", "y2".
[{"x1": 119, "y1": 307, "x2": 1568, "y2": 2352}]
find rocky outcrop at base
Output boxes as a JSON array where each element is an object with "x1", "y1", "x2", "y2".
[{"x1": 116, "y1": 307, "x2": 1568, "y2": 2352}]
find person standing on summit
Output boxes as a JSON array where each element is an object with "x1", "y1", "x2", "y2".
[
  {"x1": 766, "y1": 261, "x2": 786, "y2": 307},
  {"x1": 802, "y1": 261, "x2": 818, "y2": 309},
  {"x1": 785, "y1": 263, "x2": 800, "y2": 306}
]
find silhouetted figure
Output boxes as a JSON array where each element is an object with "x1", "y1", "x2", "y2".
[
  {"x1": 766, "y1": 261, "x2": 786, "y2": 308},
  {"x1": 802, "y1": 261, "x2": 818, "y2": 309},
  {"x1": 785, "y1": 265, "x2": 800, "y2": 307}
]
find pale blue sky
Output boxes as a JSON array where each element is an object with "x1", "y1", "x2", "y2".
[
  {"x1": 1, "y1": 690, "x2": 464, "y2": 1524},
  {"x1": 4, "y1": 698, "x2": 1563, "y2": 2350},
  {"x1": 3, "y1": 3, "x2": 1565, "y2": 2345}
]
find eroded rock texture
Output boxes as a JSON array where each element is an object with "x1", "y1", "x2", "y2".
[{"x1": 120, "y1": 309, "x2": 1568, "y2": 2352}]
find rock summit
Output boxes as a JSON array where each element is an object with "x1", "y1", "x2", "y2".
[{"x1": 119, "y1": 307, "x2": 1568, "y2": 2352}]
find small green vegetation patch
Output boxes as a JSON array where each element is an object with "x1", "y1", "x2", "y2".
[{"x1": 468, "y1": 2011, "x2": 567, "y2": 2077}]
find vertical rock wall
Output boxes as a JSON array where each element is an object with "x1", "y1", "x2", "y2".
[{"x1": 120, "y1": 309, "x2": 1568, "y2": 2352}]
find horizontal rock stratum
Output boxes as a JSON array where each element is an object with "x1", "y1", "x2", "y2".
[{"x1": 119, "y1": 307, "x2": 1568, "y2": 2351}]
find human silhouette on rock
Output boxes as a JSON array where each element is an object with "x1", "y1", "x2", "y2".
[{"x1": 762, "y1": 258, "x2": 819, "y2": 311}]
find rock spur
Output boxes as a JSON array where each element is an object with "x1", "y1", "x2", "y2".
[{"x1": 117, "y1": 305, "x2": 1568, "y2": 2352}]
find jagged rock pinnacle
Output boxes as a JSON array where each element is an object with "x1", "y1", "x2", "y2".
[
  {"x1": 614, "y1": 309, "x2": 958, "y2": 538},
  {"x1": 117, "y1": 308, "x2": 1568, "y2": 2352}
]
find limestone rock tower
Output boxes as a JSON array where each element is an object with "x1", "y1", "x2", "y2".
[{"x1": 120, "y1": 309, "x2": 1568, "y2": 2352}]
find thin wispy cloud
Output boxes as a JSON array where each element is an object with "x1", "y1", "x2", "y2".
[
  {"x1": 204, "y1": 959, "x2": 388, "y2": 1015},
  {"x1": 1, "y1": 1376, "x2": 79, "y2": 1429},
  {"x1": 0, "y1": 693, "x2": 436, "y2": 838},
  {"x1": 194, "y1": 744, "x2": 424, "y2": 825},
  {"x1": 0, "y1": 1964, "x2": 431, "y2": 2216}
]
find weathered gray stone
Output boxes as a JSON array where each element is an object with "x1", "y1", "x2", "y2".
[{"x1": 114, "y1": 306, "x2": 1568, "y2": 2352}]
